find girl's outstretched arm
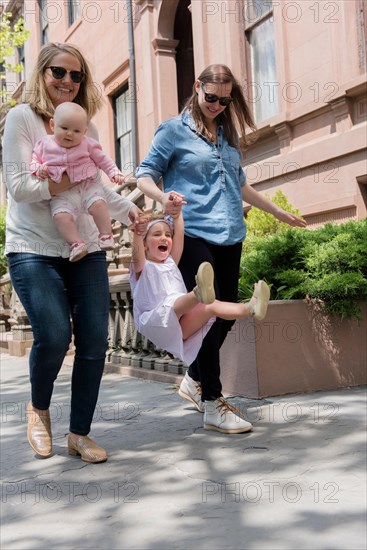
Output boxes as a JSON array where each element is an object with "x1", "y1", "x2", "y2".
[
  {"x1": 130, "y1": 215, "x2": 149, "y2": 276},
  {"x1": 171, "y1": 209, "x2": 184, "y2": 265}
]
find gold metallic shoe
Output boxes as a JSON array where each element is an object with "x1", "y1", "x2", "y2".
[
  {"x1": 26, "y1": 402, "x2": 52, "y2": 458},
  {"x1": 68, "y1": 434, "x2": 107, "y2": 463}
]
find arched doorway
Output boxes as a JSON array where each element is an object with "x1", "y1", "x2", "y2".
[{"x1": 174, "y1": 0, "x2": 194, "y2": 111}]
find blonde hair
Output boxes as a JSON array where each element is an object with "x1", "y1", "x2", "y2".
[
  {"x1": 23, "y1": 42, "x2": 103, "y2": 119},
  {"x1": 183, "y1": 64, "x2": 256, "y2": 150}
]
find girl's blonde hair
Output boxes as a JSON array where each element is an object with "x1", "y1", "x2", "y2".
[
  {"x1": 183, "y1": 64, "x2": 256, "y2": 150},
  {"x1": 23, "y1": 42, "x2": 103, "y2": 119}
]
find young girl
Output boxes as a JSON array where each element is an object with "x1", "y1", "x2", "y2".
[
  {"x1": 130, "y1": 195, "x2": 270, "y2": 368},
  {"x1": 31, "y1": 102, "x2": 125, "y2": 261}
]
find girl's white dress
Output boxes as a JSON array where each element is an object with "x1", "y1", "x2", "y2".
[{"x1": 130, "y1": 256, "x2": 214, "y2": 365}]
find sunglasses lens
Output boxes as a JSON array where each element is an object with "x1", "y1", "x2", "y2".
[
  {"x1": 48, "y1": 67, "x2": 83, "y2": 83},
  {"x1": 219, "y1": 98, "x2": 232, "y2": 106},
  {"x1": 50, "y1": 67, "x2": 66, "y2": 79},
  {"x1": 204, "y1": 93, "x2": 218, "y2": 103},
  {"x1": 70, "y1": 71, "x2": 84, "y2": 83}
]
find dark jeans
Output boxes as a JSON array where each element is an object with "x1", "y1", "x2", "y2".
[
  {"x1": 178, "y1": 236, "x2": 243, "y2": 401},
  {"x1": 7, "y1": 252, "x2": 109, "y2": 435}
]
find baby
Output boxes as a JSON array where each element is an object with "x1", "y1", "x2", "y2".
[{"x1": 31, "y1": 102, "x2": 125, "y2": 261}]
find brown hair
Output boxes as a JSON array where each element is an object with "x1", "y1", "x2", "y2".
[
  {"x1": 143, "y1": 214, "x2": 174, "y2": 239},
  {"x1": 183, "y1": 64, "x2": 256, "y2": 150},
  {"x1": 23, "y1": 42, "x2": 103, "y2": 119}
]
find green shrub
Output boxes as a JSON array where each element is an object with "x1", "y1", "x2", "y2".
[
  {"x1": 240, "y1": 219, "x2": 367, "y2": 319},
  {"x1": 245, "y1": 189, "x2": 302, "y2": 236}
]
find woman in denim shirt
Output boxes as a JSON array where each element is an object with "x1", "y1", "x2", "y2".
[{"x1": 137, "y1": 64, "x2": 306, "y2": 433}]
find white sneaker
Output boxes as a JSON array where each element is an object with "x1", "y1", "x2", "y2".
[
  {"x1": 204, "y1": 397, "x2": 253, "y2": 433},
  {"x1": 98, "y1": 233, "x2": 115, "y2": 250},
  {"x1": 178, "y1": 372, "x2": 204, "y2": 412}
]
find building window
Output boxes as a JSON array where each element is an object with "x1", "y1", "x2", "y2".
[
  {"x1": 38, "y1": 0, "x2": 49, "y2": 45},
  {"x1": 68, "y1": 0, "x2": 81, "y2": 27},
  {"x1": 17, "y1": 45, "x2": 25, "y2": 83},
  {"x1": 113, "y1": 87, "x2": 133, "y2": 176},
  {"x1": 244, "y1": 0, "x2": 278, "y2": 123}
]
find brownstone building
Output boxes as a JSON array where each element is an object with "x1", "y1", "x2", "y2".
[{"x1": 1, "y1": 0, "x2": 367, "y2": 224}]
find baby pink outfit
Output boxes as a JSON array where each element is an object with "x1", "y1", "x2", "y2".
[{"x1": 31, "y1": 135, "x2": 121, "y2": 219}]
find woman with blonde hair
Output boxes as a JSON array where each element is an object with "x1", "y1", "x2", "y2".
[
  {"x1": 137, "y1": 64, "x2": 306, "y2": 434},
  {"x1": 25, "y1": 42, "x2": 101, "y2": 119},
  {"x1": 3, "y1": 42, "x2": 142, "y2": 462}
]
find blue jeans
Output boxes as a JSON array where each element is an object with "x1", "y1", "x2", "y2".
[{"x1": 7, "y1": 252, "x2": 109, "y2": 435}]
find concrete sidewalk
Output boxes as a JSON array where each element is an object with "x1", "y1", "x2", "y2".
[{"x1": 0, "y1": 352, "x2": 366, "y2": 550}]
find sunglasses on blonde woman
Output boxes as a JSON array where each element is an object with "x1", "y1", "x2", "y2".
[
  {"x1": 200, "y1": 82, "x2": 233, "y2": 107},
  {"x1": 46, "y1": 66, "x2": 85, "y2": 83}
]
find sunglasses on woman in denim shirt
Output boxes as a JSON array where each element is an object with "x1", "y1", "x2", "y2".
[{"x1": 200, "y1": 82, "x2": 233, "y2": 107}]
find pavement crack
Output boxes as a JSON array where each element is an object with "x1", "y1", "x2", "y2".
[{"x1": 2, "y1": 463, "x2": 89, "y2": 485}]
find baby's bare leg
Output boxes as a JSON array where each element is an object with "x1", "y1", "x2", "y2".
[
  {"x1": 88, "y1": 200, "x2": 112, "y2": 234},
  {"x1": 53, "y1": 212, "x2": 81, "y2": 244}
]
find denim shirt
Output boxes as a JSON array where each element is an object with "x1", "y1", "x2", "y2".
[{"x1": 136, "y1": 110, "x2": 247, "y2": 245}]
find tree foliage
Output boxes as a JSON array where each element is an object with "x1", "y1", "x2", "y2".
[
  {"x1": 0, "y1": 11, "x2": 30, "y2": 107},
  {"x1": 245, "y1": 189, "x2": 302, "y2": 237}
]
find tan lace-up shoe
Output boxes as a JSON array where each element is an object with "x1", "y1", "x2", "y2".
[{"x1": 204, "y1": 397, "x2": 253, "y2": 434}]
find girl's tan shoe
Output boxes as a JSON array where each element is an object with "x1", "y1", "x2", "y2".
[
  {"x1": 26, "y1": 402, "x2": 52, "y2": 458},
  {"x1": 193, "y1": 262, "x2": 216, "y2": 304},
  {"x1": 68, "y1": 434, "x2": 107, "y2": 463},
  {"x1": 249, "y1": 280, "x2": 270, "y2": 321}
]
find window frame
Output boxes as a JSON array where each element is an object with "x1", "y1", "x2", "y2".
[
  {"x1": 112, "y1": 85, "x2": 134, "y2": 176},
  {"x1": 67, "y1": 0, "x2": 81, "y2": 27},
  {"x1": 38, "y1": 0, "x2": 49, "y2": 46},
  {"x1": 243, "y1": 0, "x2": 278, "y2": 123}
]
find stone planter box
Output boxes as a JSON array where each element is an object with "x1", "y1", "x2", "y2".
[{"x1": 220, "y1": 300, "x2": 367, "y2": 398}]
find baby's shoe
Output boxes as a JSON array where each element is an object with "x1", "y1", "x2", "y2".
[
  {"x1": 193, "y1": 262, "x2": 215, "y2": 304},
  {"x1": 98, "y1": 233, "x2": 115, "y2": 251},
  {"x1": 249, "y1": 280, "x2": 270, "y2": 320},
  {"x1": 69, "y1": 241, "x2": 88, "y2": 262}
]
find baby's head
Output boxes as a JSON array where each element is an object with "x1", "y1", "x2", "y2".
[
  {"x1": 50, "y1": 102, "x2": 88, "y2": 148},
  {"x1": 143, "y1": 215, "x2": 174, "y2": 263}
]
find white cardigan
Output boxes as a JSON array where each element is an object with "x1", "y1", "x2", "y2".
[{"x1": 2, "y1": 104, "x2": 135, "y2": 257}]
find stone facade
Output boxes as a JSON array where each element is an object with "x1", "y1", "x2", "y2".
[{"x1": 1, "y1": 0, "x2": 366, "y2": 220}]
